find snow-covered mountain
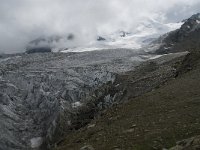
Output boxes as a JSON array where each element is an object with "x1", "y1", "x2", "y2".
[
  {"x1": 26, "y1": 17, "x2": 183, "y2": 53},
  {"x1": 61, "y1": 19, "x2": 183, "y2": 52},
  {"x1": 153, "y1": 13, "x2": 200, "y2": 54}
]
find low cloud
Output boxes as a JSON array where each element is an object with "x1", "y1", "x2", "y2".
[{"x1": 0, "y1": 0, "x2": 200, "y2": 53}]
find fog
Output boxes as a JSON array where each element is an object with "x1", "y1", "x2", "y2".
[{"x1": 0, "y1": 0, "x2": 200, "y2": 53}]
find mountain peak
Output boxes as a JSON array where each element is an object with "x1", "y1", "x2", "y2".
[
  {"x1": 180, "y1": 13, "x2": 200, "y2": 33},
  {"x1": 153, "y1": 13, "x2": 200, "y2": 54}
]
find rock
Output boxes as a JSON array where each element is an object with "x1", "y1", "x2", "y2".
[
  {"x1": 131, "y1": 124, "x2": 137, "y2": 128},
  {"x1": 153, "y1": 13, "x2": 200, "y2": 54},
  {"x1": 97, "y1": 36, "x2": 106, "y2": 41},
  {"x1": 123, "y1": 128, "x2": 135, "y2": 133},
  {"x1": 26, "y1": 34, "x2": 75, "y2": 53},
  {"x1": 87, "y1": 123, "x2": 96, "y2": 129},
  {"x1": 26, "y1": 47, "x2": 52, "y2": 54},
  {"x1": 169, "y1": 135, "x2": 200, "y2": 150},
  {"x1": 80, "y1": 145, "x2": 95, "y2": 150}
]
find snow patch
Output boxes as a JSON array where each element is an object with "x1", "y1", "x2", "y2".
[
  {"x1": 72, "y1": 101, "x2": 83, "y2": 108},
  {"x1": 187, "y1": 25, "x2": 191, "y2": 29},
  {"x1": 30, "y1": 137, "x2": 43, "y2": 148},
  {"x1": 149, "y1": 55, "x2": 163, "y2": 60},
  {"x1": 149, "y1": 51, "x2": 189, "y2": 60},
  {"x1": 196, "y1": 20, "x2": 200, "y2": 24},
  {"x1": 164, "y1": 47, "x2": 171, "y2": 50}
]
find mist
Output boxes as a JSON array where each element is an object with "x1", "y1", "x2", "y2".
[{"x1": 0, "y1": 0, "x2": 200, "y2": 53}]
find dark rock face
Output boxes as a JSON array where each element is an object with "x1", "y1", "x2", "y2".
[
  {"x1": 152, "y1": 13, "x2": 200, "y2": 54},
  {"x1": 67, "y1": 34, "x2": 74, "y2": 40},
  {"x1": 26, "y1": 34, "x2": 75, "y2": 53},
  {"x1": 172, "y1": 13, "x2": 200, "y2": 42},
  {"x1": 97, "y1": 36, "x2": 106, "y2": 41},
  {"x1": 26, "y1": 47, "x2": 52, "y2": 54},
  {"x1": 119, "y1": 31, "x2": 130, "y2": 37}
]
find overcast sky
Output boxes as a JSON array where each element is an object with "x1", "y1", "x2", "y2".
[{"x1": 0, "y1": 0, "x2": 200, "y2": 53}]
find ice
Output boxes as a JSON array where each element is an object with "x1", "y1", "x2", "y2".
[
  {"x1": 72, "y1": 101, "x2": 83, "y2": 108},
  {"x1": 30, "y1": 137, "x2": 43, "y2": 148}
]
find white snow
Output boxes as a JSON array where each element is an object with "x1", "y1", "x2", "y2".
[
  {"x1": 164, "y1": 47, "x2": 171, "y2": 50},
  {"x1": 61, "y1": 19, "x2": 183, "y2": 53},
  {"x1": 149, "y1": 51, "x2": 189, "y2": 60},
  {"x1": 196, "y1": 20, "x2": 200, "y2": 24},
  {"x1": 72, "y1": 101, "x2": 83, "y2": 108},
  {"x1": 149, "y1": 55, "x2": 163, "y2": 60},
  {"x1": 30, "y1": 137, "x2": 43, "y2": 148}
]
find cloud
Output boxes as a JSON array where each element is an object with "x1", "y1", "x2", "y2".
[{"x1": 0, "y1": 0, "x2": 199, "y2": 53}]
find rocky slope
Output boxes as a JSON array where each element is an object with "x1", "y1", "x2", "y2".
[
  {"x1": 55, "y1": 51, "x2": 200, "y2": 150},
  {"x1": 149, "y1": 13, "x2": 200, "y2": 54},
  {"x1": 169, "y1": 135, "x2": 200, "y2": 150}
]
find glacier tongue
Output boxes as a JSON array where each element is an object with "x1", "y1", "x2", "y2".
[{"x1": 0, "y1": 49, "x2": 148, "y2": 150}]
